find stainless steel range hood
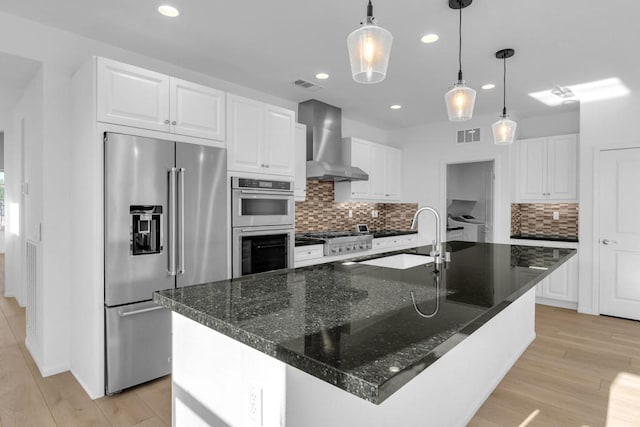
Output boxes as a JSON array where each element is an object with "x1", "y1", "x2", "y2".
[{"x1": 298, "y1": 99, "x2": 369, "y2": 182}]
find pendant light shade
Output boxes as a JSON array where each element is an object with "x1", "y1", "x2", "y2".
[
  {"x1": 492, "y1": 116, "x2": 517, "y2": 145},
  {"x1": 492, "y1": 48, "x2": 517, "y2": 145},
  {"x1": 444, "y1": 0, "x2": 475, "y2": 121},
  {"x1": 347, "y1": 1, "x2": 393, "y2": 84},
  {"x1": 445, "y1": 82, "x2": 476, "y2": 121}
]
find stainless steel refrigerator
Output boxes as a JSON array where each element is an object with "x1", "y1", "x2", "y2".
[{"x1": 104, "y1": 132, "x2": 227, "y2": 394}]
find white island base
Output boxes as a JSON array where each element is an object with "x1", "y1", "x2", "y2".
[{"x1": 171, "y1": 288, "x2": 535, "y2": 427}]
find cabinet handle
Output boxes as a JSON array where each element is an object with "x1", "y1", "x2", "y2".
[
  {"x1": 164, "y1": 119, "x2": 170, "y2": 124},
  {"x1": 172, "y1": 121, "x2": 176, "y2": 125},
  {"x1": 265, "y1": 164, "x2": 270, "y2": 168}
]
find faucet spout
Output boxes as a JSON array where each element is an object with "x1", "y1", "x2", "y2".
[{"x1": 411, "y1": 206, "x2": 444, "y2": 264}]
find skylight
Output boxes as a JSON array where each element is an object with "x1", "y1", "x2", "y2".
[{"x1": 529, "y1": 77, "x2": 630, "y2": 106}]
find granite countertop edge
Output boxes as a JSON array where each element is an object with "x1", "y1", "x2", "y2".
[
  {"x1": 510, "y1": 234, "x2": 579, "y2": 243},
  {"x1": 153, "y1": 291, "x2": 383, "y2": 404}
]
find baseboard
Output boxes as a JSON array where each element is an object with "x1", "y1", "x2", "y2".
[
  {"x1": 25, "y1": 337, "x2": 70, "y2": 377},
  {"x1": 71, "y1": 367, "x2": 105, "y2": 400},
  {"x1": 536, "y1": 297, "x2": 578, "y2": 310}
]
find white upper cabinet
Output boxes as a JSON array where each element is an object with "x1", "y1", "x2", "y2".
[
  {"x1": 294, "y1": 123, "x2": 307, "y2": 201},
  {"x1": 170, "y1": 78, "x2": 225, "y2": 140},
  {"x1": 517, "y1": 134, "x2": 578, "y2": 202},
  {"x1": 335, "y1": 137, "x2": 402, "y2": 202},
  {"x1": 97, "y1": 57, "x2": 225, "y2": 141},
  {"x1": 227, "y1": 94, "x2": 295, "y2": 177}
]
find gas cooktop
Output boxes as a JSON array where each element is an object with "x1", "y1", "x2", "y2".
[{"x1": 298, "y1": 231, "x2": 373, "y2": 256}]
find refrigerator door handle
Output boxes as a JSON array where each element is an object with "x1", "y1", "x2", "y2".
[
  {"x1": 178, "y1": 167, "x2": 186, "y2": 275},
  {"x1": 168, "y1": 167, "x2": 177, "y2": 276}
]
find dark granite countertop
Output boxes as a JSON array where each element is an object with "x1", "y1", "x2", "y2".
[
  {"x1": 511, "y1": 234, "x2": 579, "y2": 243},
  {"x1": 154, "y1": 242, "x2": 576, "y2": 405}
]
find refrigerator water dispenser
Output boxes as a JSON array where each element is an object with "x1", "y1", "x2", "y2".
[{"x1": 130, "y1": 205, "x2": 162, "y2": 255}]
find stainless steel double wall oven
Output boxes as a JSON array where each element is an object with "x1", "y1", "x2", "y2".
[{"x1": 231, "y1": 177, "x2": 295, "y2": 277}]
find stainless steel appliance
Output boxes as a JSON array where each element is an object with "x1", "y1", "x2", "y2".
[
  {"x1": 231, "y1": 177, "x2": 294, "y2": 277},
  {"x1": 104, "y1": 132, "x2": 227, "y2": 394},
  {"x1": 298, "y1": 231, "x2": 373, "y2": 256},
  {"x1": 298, "y1": 99, "x2": 369, "y2": 182}
]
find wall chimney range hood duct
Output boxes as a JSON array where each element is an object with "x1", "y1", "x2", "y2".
[{"x1": 298, "y1": 99, "x2": 369, "y2": 182}]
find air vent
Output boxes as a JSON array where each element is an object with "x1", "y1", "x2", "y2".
[
  {"x1": 293, "y1": 79, "x2": 324, "y2": 92},
  {"x1": 456, "y1": 128, "x2": 481, "y2": 144}
]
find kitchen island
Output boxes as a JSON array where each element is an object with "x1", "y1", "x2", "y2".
[{"x1": 155, "y1": 242, "x2": 576, "y2": 426}]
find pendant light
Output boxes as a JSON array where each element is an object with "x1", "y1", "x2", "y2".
[
  {"x1": 444, "y1": 0, "x2": 476, "y2": 121},
  {"x1": 347, "y1": 1, "x2": 393, "y2": 84},
  {"x1": 492, "y1": 48, "x2": 517, "y2": 145}
]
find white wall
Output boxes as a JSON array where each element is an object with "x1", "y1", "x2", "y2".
[
  {"x1": 342, "y1": 117, "x2": 389, "y2": 145},
  {"x1": 578, "y1": 92, "x2": 640, "y2": 315},
  {"x1": 391, "y1": 112, "x2": 513, "y2": 245},
  {"x1": 0, "y1": 131, "x2": 4, "y2": 253},
  {"x1": 518, "y1": 110, "x2": 579, "y2": 139}
]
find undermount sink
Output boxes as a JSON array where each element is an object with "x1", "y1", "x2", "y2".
[{"x1": 358, "y1": 253, "x2": 435, "y2": 270}]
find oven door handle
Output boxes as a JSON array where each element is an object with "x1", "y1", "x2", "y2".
[
  {"x1": 239, "y1": 190, "x2": 294, "y2": 196},
  {"x1": 255, "y1": 243, "x2": 287, "y2": 250},
  {"x1": 239, "y1": 227, "x2": 294, "y2": 233}
]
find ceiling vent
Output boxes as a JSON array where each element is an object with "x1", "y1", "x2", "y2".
[
  {"x1": 293, "y1": 79, "x2": 324, "y2": 92},
  {"x1": 456, "y1": 128, "x2": 481, "y2": 144}
]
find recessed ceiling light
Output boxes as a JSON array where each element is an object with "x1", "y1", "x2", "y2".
[
  {"x1": 390, "y1": 104, "x2": 402, "y2": 110},
  {"x1": 420, "y1": 34, "x2": 439, "y2": 44},
  {"x1": 158, "y1": 5, "x2": 179, "y2": 17},
  {"x1": 482, "y1": 83, "x2": 496, "y2": 90},
  {"x1": 315, "y1": 73, "x2": 329, "y2": 80}
]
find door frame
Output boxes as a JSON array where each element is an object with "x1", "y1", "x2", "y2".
[
  {"x1": 591, "y1": 143, "x2": 640, "y2": 315},
  {"x1": 439, "y1": 155, "x2": 501, "y2": 243}
]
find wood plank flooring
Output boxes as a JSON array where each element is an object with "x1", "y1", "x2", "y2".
[{"x1": 0, "y1": 251, "x2": 639, "y2": 426}]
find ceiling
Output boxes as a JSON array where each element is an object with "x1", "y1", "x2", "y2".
[{"x1": 0, "y1": 0, "x2": 636, "y2": 130}]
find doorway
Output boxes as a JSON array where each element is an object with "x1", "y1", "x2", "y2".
[
  {"x1": 598, "y1": 147, "x2": 640, "y2": 320},
  {"x1": 446, "y1": 161, "x2": 495, "y2": 243}
]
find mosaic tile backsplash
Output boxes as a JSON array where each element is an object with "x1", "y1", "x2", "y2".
[
  {"x1": 511, "y1": 203, "x2": 579, "y2": 238},
  {"x1": 295, "y1": 181, "x2": 418, "y2": 233}
]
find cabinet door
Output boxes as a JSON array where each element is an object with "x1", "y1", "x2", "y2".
[
  {"x1": 264, "y1": 105, "x2": 295, "y2": 176},
  {"x1": 294, "y1": 124, "x2": 307, "y2": 200},
  {"x1": 542, "y1": 253, "x2": 578, "y2": 302},
  {"x1": 97, "y1": 57, "x2": 170, "y2": 132},
  {"x1": 369, "y1": 144, "x2": 387, "y2": 199},
  {"x1": 518, "y1": 138, "x2": 547, "y2": 201},
  {"x1": 170, "y1": 78, "x2": 225, "y2": 141},
  {"x1": 227, "y1": 94, "x2": 263, "y2": 174},
  {"x1": 386, "y1": 147, "x2": 401, "y2": 201},
  {"x1": 349, "y1": 139, "x2": 371, "y2": 199},
  {"x1": 547, "y1": 134, "x2": 578, "y2": 201}
]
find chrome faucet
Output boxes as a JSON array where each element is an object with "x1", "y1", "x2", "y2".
[{"x1": 411, "y1": 206, "x2": 444, "y2": 264}]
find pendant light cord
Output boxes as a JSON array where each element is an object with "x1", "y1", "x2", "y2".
[
  {"x1": 502, "y1": 56, "x2": 507, "y2": 116},
  {"x1": 458, "y1": 1, "x2": 463, "y2": 81}
]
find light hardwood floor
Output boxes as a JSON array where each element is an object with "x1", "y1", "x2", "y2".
[{"x1": 0, "y1": 252, "x2": 639, "y2": 426}]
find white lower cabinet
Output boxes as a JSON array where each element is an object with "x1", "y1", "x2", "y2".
[
  {"x1": 294, "y1": 245, "x2": 324, "y2": 267},
  {"x1": 512, "y1": 239, "x2": 579, "y2": 309}
]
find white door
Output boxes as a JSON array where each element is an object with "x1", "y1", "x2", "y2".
[
  {"x1": 518, "y1": 137, "x2": 547, "y2": 201},
  {"x1": 170, "y1": 78, "x2": 225, "y2": 141},
  {"x1": 226, "y1": 94, "x2": 263, "y2": 174},
  {"x1": 599, "y1": 148, "x2": 640, "y2": 320},
  {"x1": 349, "y1": 139, "x2": 371, "y2": 199},
  {"x1": 264, "y1": 104, "x2": 295, "y2": 176},
  {"x1": 97, "y1": 57, "x2": 170, "y2": 132},
  {"x1": 547, "y1": 134, "x2": 578, "y2": 201}
]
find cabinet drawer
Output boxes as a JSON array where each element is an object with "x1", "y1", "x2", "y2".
[{"x1": 295, "y1": 245, "x2": 324, "y2": 261}]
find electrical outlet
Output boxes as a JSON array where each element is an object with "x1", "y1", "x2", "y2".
[
  {"x1": 249, "y1": 384, "x2": 262, "y2": 425},
  {"x1": 553, "y1": 211, "x2": 560, "y2": 220},
  {"x1": 348, "y1": 210, "x2": 353, "y2": 218}
]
